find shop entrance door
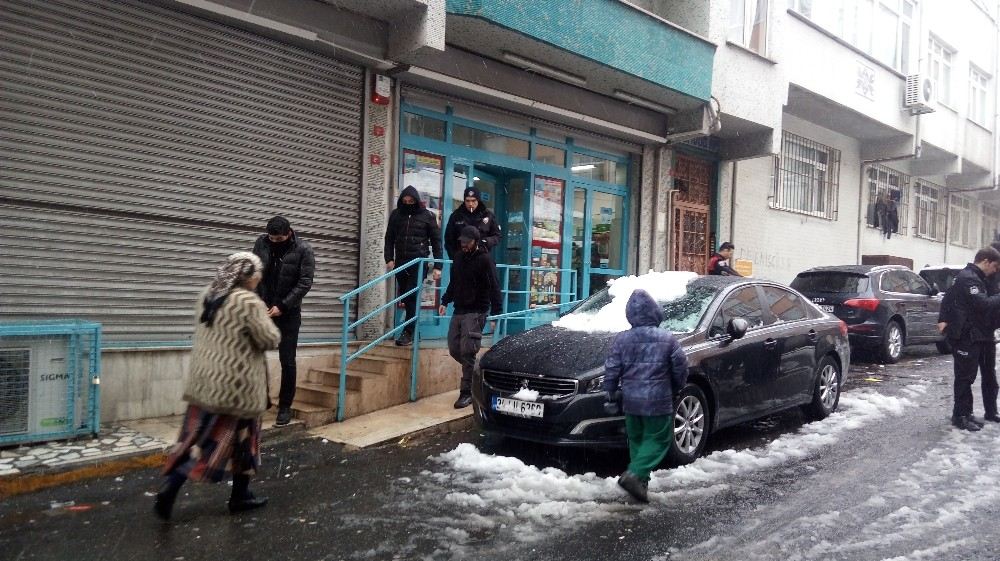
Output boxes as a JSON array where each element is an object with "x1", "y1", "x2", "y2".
[{"x1": 670, "y1": 155, "x2": 714, "y2": 274}]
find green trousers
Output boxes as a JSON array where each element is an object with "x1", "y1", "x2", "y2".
[{"x1": 625, "y1": 414, "x2": 674, "y2": 481}]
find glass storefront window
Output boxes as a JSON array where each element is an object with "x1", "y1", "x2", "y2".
[
  {"x1": 572, "y1": 189, "x2": 588, "y2": 300},
  {"x1": 535, "y1": 144, "x2": 566, "y2": 166},
  {"x1": 529, "y1": 177, "x2": 564, "y2": 308},
  {"x1": 571, "y1": 153, "x2": 627, "y2": 185},
  {"x1": 401, "y1": 150, "x2": 444, "y2": 225},
  {"x1": 591, "y1": 192, "x2": 624, "y2": 271},
  {"x1": 452, "y1": 125, "x2": 530, "y2": 159},
  {"x1": 402, "y1": 113, "x2": 446, "y2": 141}
]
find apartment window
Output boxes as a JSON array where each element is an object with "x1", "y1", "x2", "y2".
[
  {"x1": 949, "y1": 195, "x2": 974, "y2": 248},
  {"x1": 729, "y1": 0, "x2": 769, "y2": 55},
  {"x1": 914, "y1": 181, "x2": 944, "y2": 241},
  {"x1": 790, "y1": 0, "x2": 914, "y2": 73},
  {"x1": 982, "y1": 205, "x2": 1000, "y2": 246},
  {"x1": 771, "y1": 131, "x2": 841, "y2": 219},
  {"x1": 865, "y1": 164, "x2": 909, "y2": 234},
  {"x1": 928, "y1": 37, "x2": 954, "y2": 106},
  {"x1": 970, "y1": 67, "x2": 990, "y2": 127}
]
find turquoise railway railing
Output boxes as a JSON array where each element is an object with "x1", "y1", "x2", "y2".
[{"x1": 337, "y1": 258, "x2": 581, "y2": 421}]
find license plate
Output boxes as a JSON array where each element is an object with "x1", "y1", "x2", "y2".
[
  {"x1": 819, "y1": 305, "x2": 835, "y2": 313},
  {"x1": 492, "y1": 396, "x2": 544, "y2": 418}
]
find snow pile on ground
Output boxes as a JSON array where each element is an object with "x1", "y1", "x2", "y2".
[{"x1": 552, "y1": 270, "x2": 698, "y2": 333}]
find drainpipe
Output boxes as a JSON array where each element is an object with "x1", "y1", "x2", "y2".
[{"x1": 729, "y1": 161, "x2": 738, "y2": 244}]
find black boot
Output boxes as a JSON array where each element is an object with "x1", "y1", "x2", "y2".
[
  {"x1": 952, "y1": 416, "x2": 983, "y2": 432},
  {"x1": 275, "y1": 407, "x2": 292, "y2": 426},
  {"x1": 617, "y1": 471, "x2": 649, "y2": 503},
  {"x1": 453, "y1": 393, "x2": 472, "y2": 409},
  {"x1": 228, "y1": 473, "x2": 268, "y2": 514},
  {"x1": 153, "y1": 473, "x2": 186, "y2": 521},
  {"x1": 984, "y1": 413, "x2": 1000, "y2": 422}
]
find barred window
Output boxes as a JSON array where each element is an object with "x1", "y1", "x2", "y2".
[
  {"x1": 771, "y1": 131, "x2": 841, "y2": 219},
  {"x1": 913, "y1": 180, "x2": 945, "y2": 241},
  {"x1": 949, "y1": 195, "x2": 974, "y2": 248},
  {"x1": 982, "y1": 205, "x2": 1000, "y2": 247},
  {"x1": 865, "y1": 164, "x2": 909, "y2": 234}
]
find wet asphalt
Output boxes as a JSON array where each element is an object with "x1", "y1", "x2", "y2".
[{"x1": 2, "y1": 346, "x2": 998, "y2": 561}]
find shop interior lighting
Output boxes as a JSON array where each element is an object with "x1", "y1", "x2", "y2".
[
  {"x1": 571, "y1": 164, "x2": 596, "y2": 171},
  {"x1": 612, "y1": 89, "x2": 678, "y2": 114},
  {"x1": 500, "y1": 51, "x2": 588, "y2": 87}
]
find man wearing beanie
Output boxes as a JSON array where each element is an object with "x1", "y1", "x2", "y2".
[
  {"x1": 252, "y1": 215, "x2": 315, "y2": 426},
  {"x1": 439, "y1": 225, "x2": 503, "y2": 408},
  {"x1": 384, "y1": 185, "x2": 443, "y2": 346},
  {"x1": 444, "y1": 185, "x2": 501, "y2": 259}
]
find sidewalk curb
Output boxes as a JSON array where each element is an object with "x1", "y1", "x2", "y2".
[{"x1": 337, "y1": 414, "x2": 476, "y2": 451}]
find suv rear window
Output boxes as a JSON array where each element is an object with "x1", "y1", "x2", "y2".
[{"x1": 791, "y1": 273, "x2": 870, "y2": 294}]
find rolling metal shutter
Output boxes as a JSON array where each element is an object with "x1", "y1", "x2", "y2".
[{"x1": 0, "y1": 0, "x2": 362, "y2": 344}]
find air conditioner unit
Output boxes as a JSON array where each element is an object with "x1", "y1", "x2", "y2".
[{"x1": 904, "y1": 74, "x2": 937, "y2": 115}]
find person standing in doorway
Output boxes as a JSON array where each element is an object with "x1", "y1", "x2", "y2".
[
  {"x1": 938, "y1": 247, "x2": 1000, "y2": 431},
  {"x1": 603, "y1": 289, "x2": 689, "y2": 503},
  {"x1": 252, "y1": 216, "x2": 315, "y2": 426},
  {"x1": 708, "y1": 242, "x2": 742, "y2": 276},
  {"x1": 444, "y1": 185, "x2": 501, "y2": 259},
  {"x1": 438, "y1": 226, "x2": 503, "y2": 409},
  {"x1": 384, "y1": 185, "x2": 443, "y2": 346}
]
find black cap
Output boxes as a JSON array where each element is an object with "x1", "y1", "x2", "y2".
[
  {"x1": 458, "y1": 225, "x2": 480, "y2": 243},
  {"x1": 266, "y1": 216, "x2": 291, "y2": 235}
]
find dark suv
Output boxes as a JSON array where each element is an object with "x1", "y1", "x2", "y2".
[{"x1": 790, "y1": 265, "x2": 948, "y2": 363}]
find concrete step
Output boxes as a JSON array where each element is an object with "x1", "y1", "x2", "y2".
[
  {"x1": 346, "y1": 341, "x2": 417, "y2": 361},
  {"x1": 306, "y1": 367, "x2": 387, "y2": 391},
  {"x1": 289, "y1": 401, "x2": 336, "y2": 428},
  {"x1": 325, "y1": 354, "x2": 408, "y2": 376}
]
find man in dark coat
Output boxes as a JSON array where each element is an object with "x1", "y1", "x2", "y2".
[
  {"x1": 603, "y1": 289, "x2": 689, "y2": 502},
  {"x1": 938, "y1": 247, "x2": 1000, "y2": 431},
  {"x1": 438, "y1": 226, "x2": 503, "y2": 409},
  {"x1": 384, "y1": 185, "x2": 443, "y2": 346},
  {"x1": 443, "y1": 186, "x2": 501, "y2": 259},
  {"x1": 708, "y1": 242, "x2": 741, "y2": 276},
  {"x1": 252, "y1": 216, "x2": 315, "y2": 426}
]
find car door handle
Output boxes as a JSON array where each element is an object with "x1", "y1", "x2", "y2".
[
  {"x1": 764, "y1": 338, "x2": 778, "y2": 350},
  {"x1": 807, "y1": 329, "x2": 819, "y2": 343}
]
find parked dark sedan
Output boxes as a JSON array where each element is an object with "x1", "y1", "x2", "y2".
[
  {"x1": 472, "y1": 276, "x2": 850, "y2": 465},
  {"x1": 790, "y1": 265, "x2": 948, "y2": 363}
]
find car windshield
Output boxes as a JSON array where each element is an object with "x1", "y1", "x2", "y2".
[
  {"x1": 791, "y1": 273, "x2": 870, "y2": 294},
  {"x1": 570, "y1": 285, "x2": 718, "y2": 333}
]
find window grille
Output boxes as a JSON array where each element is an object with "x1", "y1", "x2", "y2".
[
  {"x1": 913, "y1": 180, "x2": 945, "y2": 241},
  {"x1": 865, "y1": 164, "x2": 910, "y2": 235},
  {"x1": 771, "y1": 131, "x2": 841, "y2": 219}
]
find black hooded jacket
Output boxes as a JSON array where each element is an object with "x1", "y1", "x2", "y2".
[
  {"x1": 251, "y1": 230, "x2": 315, "y2": 313},
  {"x1": 444, "y1": 203, "x2": 501, "y2": 259},
  {"x1": 938, "y1": 263, "x2": 1000, "y2": 343},
  {"x1": 441, "y1": 246, "x2": 503, "y2": 315},
  {"x1": 384, "y1": 186, "x2": 443, "y2": 269}
]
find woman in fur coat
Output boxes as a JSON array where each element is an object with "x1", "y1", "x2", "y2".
[{"x1": 154, "y1": 251, "x2": 281, "y2": 520}]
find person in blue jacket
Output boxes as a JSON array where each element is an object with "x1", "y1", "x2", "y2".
[{"x1": 604, "y1": 289, "x2": 689, "y2": 502}]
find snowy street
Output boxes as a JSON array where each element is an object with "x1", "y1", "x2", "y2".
[{"x1": 3, "y1": 347, "x2": 1000, "y2": 561}]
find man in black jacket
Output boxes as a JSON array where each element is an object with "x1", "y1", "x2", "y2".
[
  {"x1": 438, "y1": 226, "x2": 503, "y2": 408},
  {"x1": 938, "y1": 247, "x2": 1000, "y2": 431},
  {"x1": 252, "y1": 216, "x2": 315, "y2": 426},
  {"x1": 384, "y1": 186, "x2": 443, "y2": 346},
  {"x1": 444, "y1": 186, "x2": 501, "y2": 259}
]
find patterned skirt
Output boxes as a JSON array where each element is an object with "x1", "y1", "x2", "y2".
[{"x1": 162, "y1": 404, "x2": 261, "y2": 483}]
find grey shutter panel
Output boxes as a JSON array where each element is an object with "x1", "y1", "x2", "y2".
[{"x1": 0, "y1": 0, "x2": 362, "y2": 344}]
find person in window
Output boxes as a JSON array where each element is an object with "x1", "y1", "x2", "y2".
[
  {"x1": 708, "y1": 242, "x2": 742, "y2": 276},
  {"x1": 444, "y1": 186, "x2": 501, "y2": 259},
  {"x1": 384, "y1": 185, "x2": 443, "y2": 346}
]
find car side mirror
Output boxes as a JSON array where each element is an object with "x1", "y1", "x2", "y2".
[{"x1": 727, "y1": 318, "x2": 749, "y2": 340}]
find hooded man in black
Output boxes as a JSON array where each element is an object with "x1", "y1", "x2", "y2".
[
  {"x1": 384, "y1": 185, "x2": 443, "y2": 346},
  {"x1": 252, "y1": 215, "x2": 315, "y2": 426},
  {"x1": 439, "y1": 226, "x2": 503, "y2": 408},
  {"x1": 444, "y1": 185, "x2": 501, "y2": 259}
]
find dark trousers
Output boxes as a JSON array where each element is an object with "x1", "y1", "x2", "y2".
[
  {"x1": 448, "y1": 312, "x2": 486, "y2": 395},
  {"x1": 952, "y1": 340, "x2": 990, "y2": 419},
  {"x1": 982, "y1": 343, "x2": 998, "y2": 416},
  {"x1": 396, "y1": 268, "x2": 419, "y2": 336},
  {"x1": 273, "y1": 309, "x2": 301, "y2": 409}
]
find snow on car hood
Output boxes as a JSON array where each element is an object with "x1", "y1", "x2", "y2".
[{"x1": 552, "y1": 270, "x2": 698, "y2": 333}]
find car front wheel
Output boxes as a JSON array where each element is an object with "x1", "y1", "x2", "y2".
[
  {"x1": 667, "y1": 384, "x2": 710, "y2": 466},
  {"x1": 803, "y1": 356, "x2": 841, "y2": 421}
]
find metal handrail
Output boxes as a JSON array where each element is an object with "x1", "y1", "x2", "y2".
[{"x1": 336, "y1": 256, "x2": 579, "y2": 421}]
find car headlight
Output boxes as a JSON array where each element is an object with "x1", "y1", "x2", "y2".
[{"x1": 583, "y1": 374, "x2": 605, "y2": 393}]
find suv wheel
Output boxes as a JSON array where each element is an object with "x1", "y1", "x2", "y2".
[
  {"x1": 667, "y1": 384, "x2": 709, "y2": 466},
  {"x1": 802, "y1": 356, "x2": 841, "y2": 420},
  {"x1": 880, "y1": 320, "x2": 903, "y2": 364}
]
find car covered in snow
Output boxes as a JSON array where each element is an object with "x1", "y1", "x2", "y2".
[{"x1": 472, "y1": 273, "x2": 851, "y2": 465}]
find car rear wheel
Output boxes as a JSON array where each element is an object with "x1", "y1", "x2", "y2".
[
  {"x1": 803, "y1": 356, "x2": 840, "y2": 421},
  {"x1": 667, "y1": 384, "x2": 709, "y2": 466},
  {"x1": 880, "y1": 320, "x2": 903, "y2": 364}
]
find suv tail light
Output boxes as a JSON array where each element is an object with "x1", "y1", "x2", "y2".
[
  {"x1": 839, "y1": 320, "x2": 848, "y2": 337},
  {"x1": 843, "y1": 298, "x2": 880, "y2": 312}
]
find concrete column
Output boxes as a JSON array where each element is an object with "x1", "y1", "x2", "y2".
[
  {"x1": 357, "y1": 71, "x2": 393, "y2": 340},
  {"x1": 637, "y1": 145, "x2": 657, "y2": 273},
  {"x1": 652, "y1": 146, "x2": 674, "y2": 271}
]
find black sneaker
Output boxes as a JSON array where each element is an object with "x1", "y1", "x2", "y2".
[
  {"x1": 968, "y1": 416, "x2": 985, "y2": 428},
  {"x1": 275, "y1": 407, "x2": 292, "y2": 426},
  {"x1": 395, "y1": 332, "x2": 413, "y2": 346},
  {"x1": 984, "y1": 413, "x2": 1000, "y2": 423},
  {"x1": 228, "y1": 494, "x2": 269, "y2": 514},
  {"x1": 617, "y1": 471, "x2": 649, "y2": 503},
  {"x1": 453, "y1": 393, "x2": 473, "y2": 409},
  {"x1": 952, "y1": 416, "x2": 982, "y2": 432}
]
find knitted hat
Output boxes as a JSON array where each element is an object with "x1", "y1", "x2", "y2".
[
  {"x1": 458, "y1": 225, "x2": 480, "y2": 243},
  {"x1": 463, "y1": 186, "x2": 481, "y2": 201}
]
